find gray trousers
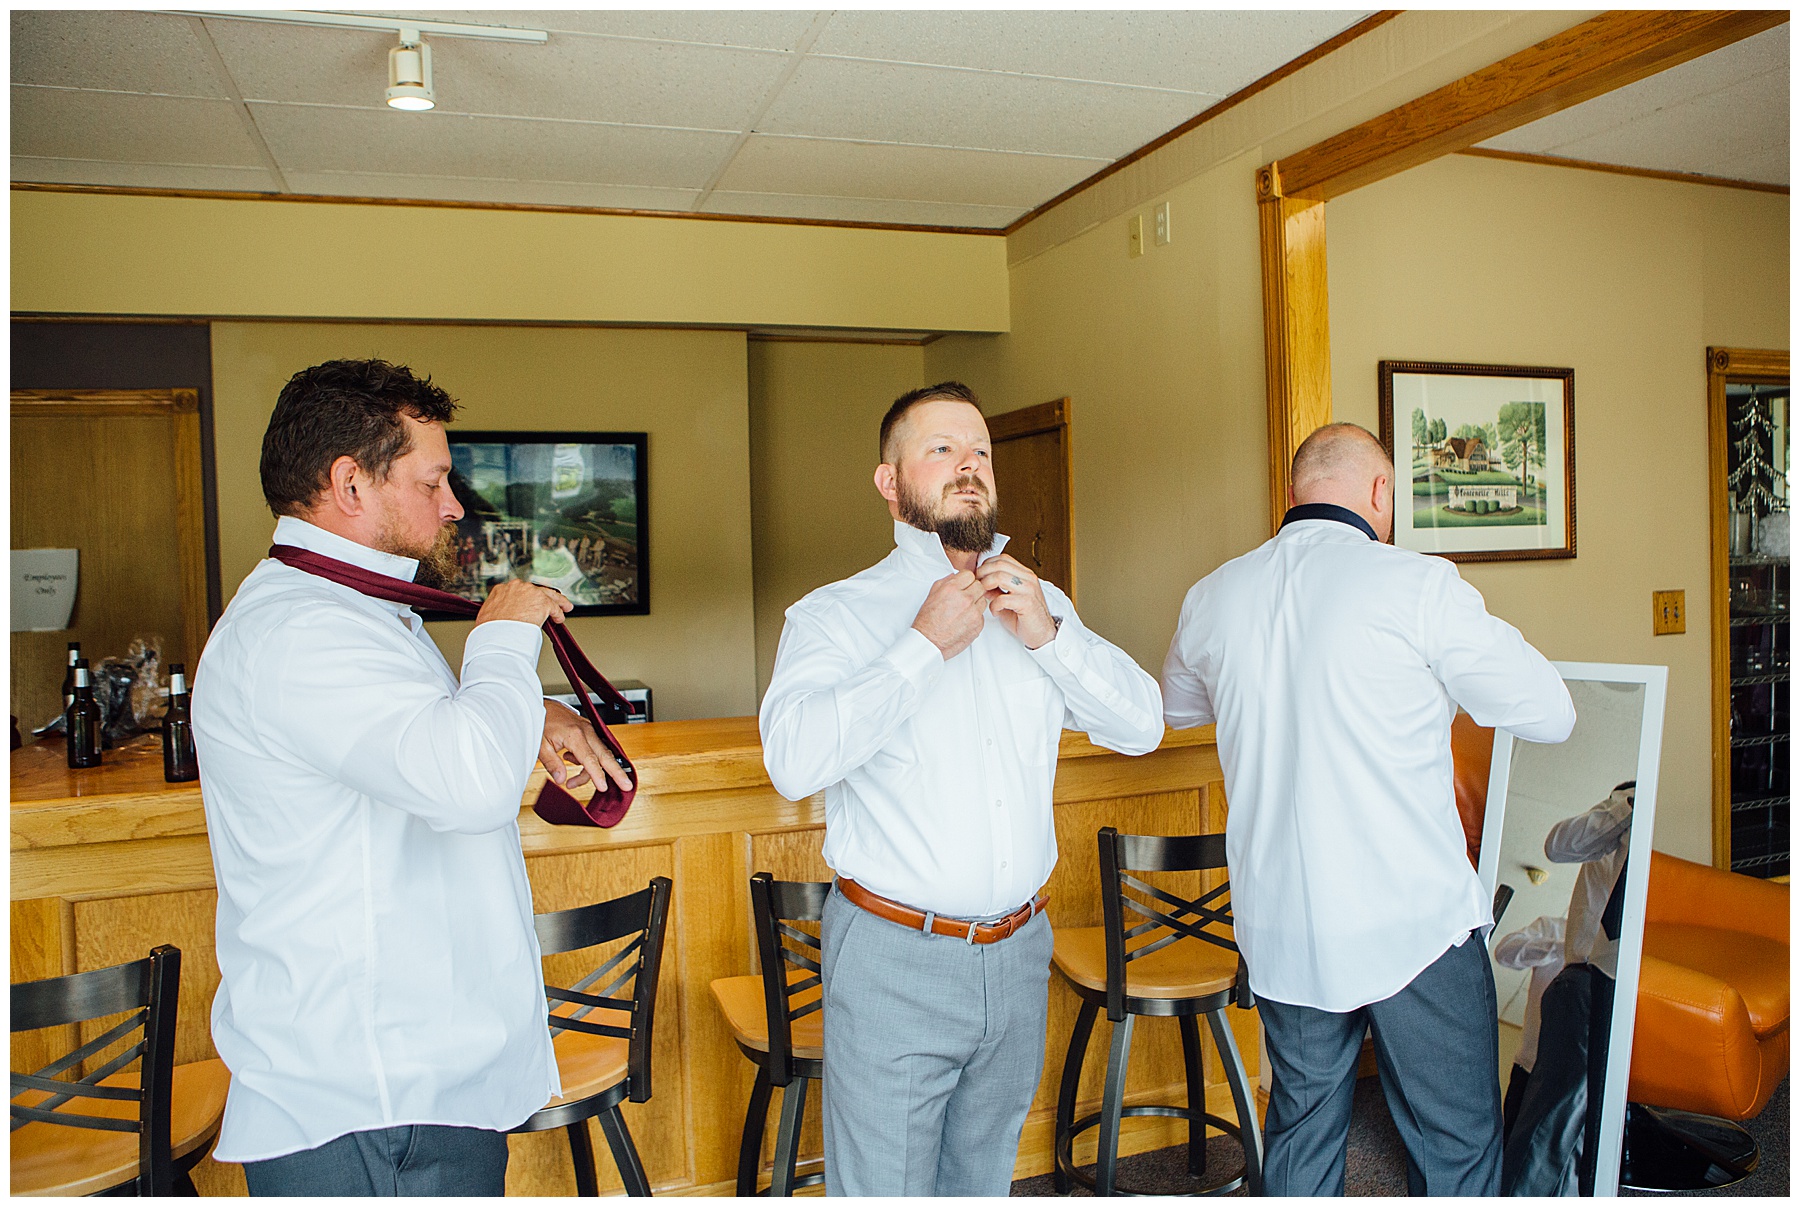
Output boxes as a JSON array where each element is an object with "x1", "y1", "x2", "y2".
[
  {"x1": 820, "y1": 883, "x2": 1053, "y2": 1196},
  {"x1": 242, "y1": 1124, "x2": 509, "y2": 1196},
  {"x1": 1257, "y1": 931, "x2": 1502, "y2": 1196}
]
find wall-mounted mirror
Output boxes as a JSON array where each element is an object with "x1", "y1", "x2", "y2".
[{"x1": 1476, "y1": 662, "x2": 1668, "y2": 1196}]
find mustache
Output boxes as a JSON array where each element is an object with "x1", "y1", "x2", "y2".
[{"x1": 942, "y1": 475, "x2": 989, "y2": 499}]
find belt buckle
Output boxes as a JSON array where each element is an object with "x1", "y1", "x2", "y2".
[{"x1": 965, "y1": 918, "x2": 980, "y2": 945}]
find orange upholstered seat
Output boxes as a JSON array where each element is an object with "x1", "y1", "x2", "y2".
[{"x1": 1628, "y1": 852, "x2": 1788, "y2": 1122}]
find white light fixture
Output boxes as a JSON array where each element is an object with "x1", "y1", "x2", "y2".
[{"x1": 386, "y1": 31, "x2": 433, "y2": 111}]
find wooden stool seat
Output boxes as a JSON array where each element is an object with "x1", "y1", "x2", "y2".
[
  {"x1": 543, "y1": 1025, "x2": 631, "y2": 1108},
  {"x1": 12, "y1": 1058, "x2": 230, "y2": 1197},
  {"x1": 1053, "y1": 927, "x2": 1238, "y2": 1000},
  {"x1": 711, "y1": 974, "x2": 824, "y2": 1060}
]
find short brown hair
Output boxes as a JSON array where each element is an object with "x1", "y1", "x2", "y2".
[
  {"x1": 260, "y1": 358, "x2": 458, "y2": 516},
  {"x1": 879, "y1": 381, "x2": 982, "y2": 463}
]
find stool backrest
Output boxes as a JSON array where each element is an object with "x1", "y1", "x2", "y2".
[
  {"x1": 1098, "y1": 827, "x2": 1243, "y2": 1021},
  {"x1": 534, "y1": 876, "x2": 673, "y2": 1104},
  {"x1": 749, "y1": 873, "x2": 830, "y2": 1085},
  {"x1": 11, "y1": 944, "x2": 181, "y2": 1196}
]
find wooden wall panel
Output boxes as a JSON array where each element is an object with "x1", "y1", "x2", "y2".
[
  {"x1": 11, "y1": 897, "x2": 75, "y2": 1080},
  {"x1": 72, "y1": 888, "x2": 220, "y2": 1068}
]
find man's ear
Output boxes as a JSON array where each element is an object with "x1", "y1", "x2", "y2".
[
  {"x1": 874, "y1": 463, "x2": 899, "y2": 505},
  {"x1": 325, "y1": 455, "x2": 369, "y2": 518}
]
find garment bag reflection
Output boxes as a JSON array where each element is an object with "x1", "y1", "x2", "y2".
[{"x1": 1487, "y1": 679, "x2": 1647, "y2": 1196}]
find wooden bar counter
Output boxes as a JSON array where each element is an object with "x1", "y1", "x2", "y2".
[{"x1": 13, "y1": 719, "x2": 1253, "y2": 1196}]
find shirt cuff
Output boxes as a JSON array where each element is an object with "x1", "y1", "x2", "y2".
[
  {"x1": 462, "y1": 618, "x2": 545, "y2": 666},
  {"x1": 883, "y1": 626, "x2": 947, "y2": 690}
]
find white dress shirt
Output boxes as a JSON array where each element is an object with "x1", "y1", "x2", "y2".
[
  {"x1": 1161, "y1": 509, "x2": 1575, "y2": 1012},
  {"x1": 193, "y1": 516, "x2": 558, "y2": 1163},
  {"x1": 761, "y1": 521, "x2": 1164, "y2": 919},
  {"x1": 1546, "y1": 787, "x2": 1633, "y2": 979},
  {"x1": 1493, "y1": 915, "x2": 1567, "y2": 1072}
]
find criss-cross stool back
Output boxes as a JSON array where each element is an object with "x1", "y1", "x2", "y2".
[
  {"x1": 512, "y1": 877, "x2": 672, "y2": 1196},
  {"x1": 11, "y1": 946, "x2": 193, "y2": 1196},
  {"x1": 1050, "y1": 827, "x2": 1264, "y2": 1196},
  {"x1": 709, "y1": 874, "x2": 831, "y2": 1196}
]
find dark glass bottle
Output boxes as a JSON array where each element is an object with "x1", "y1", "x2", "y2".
[
  {"x1": 65, "y1": 659, "x2": 102, "y2": 769},
  {"x1": 60, "y1": 641, "x2": 82, "y2": 708},
  {"x1": 162, "y1": 663, "x2": 199, "y2": 783}
]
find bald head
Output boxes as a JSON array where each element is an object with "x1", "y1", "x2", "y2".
[{"x1": 1291, "y1": 423, "x2": 1396, "y2": 539}]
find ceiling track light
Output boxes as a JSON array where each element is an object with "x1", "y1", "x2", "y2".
[
  {"x1": 165, "y1": 11, "x2": 548, "y2": 114},
  {"x1": 386, "y1": 31, "x2": 433, "y2": 112}
]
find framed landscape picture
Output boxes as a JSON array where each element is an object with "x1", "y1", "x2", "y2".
[
  {"x1": 1378, "y1": 361, "x2": 1576, "y2": 563},
  {"x1": 428, "y1": 430, "x2": 649, "y2": 618}
]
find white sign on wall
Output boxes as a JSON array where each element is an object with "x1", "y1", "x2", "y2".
[{"x1": 12, "y1": 549, "x2": 79, "y2": 632}]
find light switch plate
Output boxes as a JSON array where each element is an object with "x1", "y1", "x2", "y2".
[{"x1": 1652, "y1": 589, "x2": 1686, "y2": 635}]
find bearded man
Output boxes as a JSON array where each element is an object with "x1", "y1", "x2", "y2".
[
  {"x1": 761, "y1": 381, "x2": 1163, "y2": 1195},
  {"x1": 193, "y1": 359, "x2": 629, "y2": 1195}
]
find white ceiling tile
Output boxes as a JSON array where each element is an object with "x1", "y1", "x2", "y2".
[
  {"x1": 812, "y1": 10, "x2": 1370, "y2": 92},
  {"x1": 1476, "y1": 24, "x2": 1788, "y2": 186},
  {"x1": 248, "y1": 104, "x2": 738, "y2": 189},
  {"x1": 703, "y1": 189, "x2": 1019, "y2": 229},
  {"x1": 361, "y1": 10, "x2": 824, "y2": 51},
  {"x1": 282, "y1": 171, "x2": 702, "y2": 212},
  {"x1": 206, "y1": 17, "x2": 786, "y2": 129},
  {"x1": 10, "y1": 10, "x2": 230, "y2": 98},
  {"x1": 12, "y1": 157, "x2": 280, "y2": 192},
  {"x1": 714, "y1": 136, "x2": 1097, "y2": 209},
  {"x1": 11, "y1": 87, "x2": 268, "y2": 168},
  {"x1": 760, "y1": 57, "x2": 1198, "y2": 159}
]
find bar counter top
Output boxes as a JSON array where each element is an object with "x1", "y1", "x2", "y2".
[{"x1": 11, "y1": 717, "x2": 1217, "y2": 853}]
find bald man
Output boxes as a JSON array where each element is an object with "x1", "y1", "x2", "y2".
[{"x1": 1160, "y1": 423, "x2": 1573, "y2": 1196}]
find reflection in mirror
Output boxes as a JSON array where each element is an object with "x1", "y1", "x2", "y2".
[{"x1": 1476, "y1": 664, "x2": 1667, "y2": 1197}]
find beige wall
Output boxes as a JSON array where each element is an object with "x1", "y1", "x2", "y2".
[
  {"x1": 12, "y1": 191, "x2": 1008, "y2": 333},
  {"x1": 1328, "y1": 154, "x2": 1789, "y2": 861},
  {"x1": 210, "y1": 322, "x2": 758, "y2": 721},
  {"x1": 747, "y1": 339, "x2": 923, "y2": 696}
]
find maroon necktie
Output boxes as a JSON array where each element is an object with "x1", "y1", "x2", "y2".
[{"x1": 268, "y1": 544, "x2": 636, "y2": 827}]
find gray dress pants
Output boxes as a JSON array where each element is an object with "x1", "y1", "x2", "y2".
[
  {"x1": 242, "y1": 1124, "x2": 509, "y2": 1196},
  {"x1": 820, "y1": 883, "x2": 1054, "y2": 1196},
  {"x1": 1256, "y1": 931, "x2": 1502, "y2": 1196}
]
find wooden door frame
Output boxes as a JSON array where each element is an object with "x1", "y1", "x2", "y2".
[
  {"x1": 1256, "y1": 10, "x2": 1787, "y2": 532},
  {"x1": 988, "y1": 397, "x2": 1075, "y2": 605},
  {"x1": 1705, "y1": 348, "x2": 1789, "y2": 869},
  {"x1": 11, "y1": 388, "x2": 211, "y2": 668}
]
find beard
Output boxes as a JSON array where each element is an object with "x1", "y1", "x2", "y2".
[
  {"x1": 380, "y1": 519, "x2": 460, "y2": 589},
  {"x1": 897, "y1": 470, "x2": 998, "y2": 554}
]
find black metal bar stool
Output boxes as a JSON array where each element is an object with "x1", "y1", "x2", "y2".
[
  {"x1": 512, "y1": 876, "x2": 673, "y2": 1196},
  {"x1": 710, "y1": 873, "x2": 830, "y2": 1196},
  {"x1": 1051, "y1": 827, "x2": 1263, "y2": 1196}
]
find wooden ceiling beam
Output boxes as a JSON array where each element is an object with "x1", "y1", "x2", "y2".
[{"x1": 1264, "y1": 9, "x2": 1789, "y2": 204}]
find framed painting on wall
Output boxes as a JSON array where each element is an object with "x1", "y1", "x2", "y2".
[
  {"x1": 1378, "y1": 360, "x2": 1576, "y2": 563},
  {"x1": 426, "y1": 430, "x2": 649, "y2": 618}
]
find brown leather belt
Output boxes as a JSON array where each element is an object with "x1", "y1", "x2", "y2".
[{"x1": 838, "y1": 877, "x2": 1048, "y2": 945}]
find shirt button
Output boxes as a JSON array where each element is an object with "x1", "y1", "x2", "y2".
[
  {"x1": 995, "y1": 799, "x2": 1002, "y2": 808},
  {"x1": 1001, "y1": 861, "x2": 1009, "y2": 869},
  {"x1": 986, "y1": 738, "x2": 993, "y2": 746}
]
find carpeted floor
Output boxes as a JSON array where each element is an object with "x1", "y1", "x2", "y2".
[{"x1": 1011, "y1": 1076, "x2": 1789, "y2": 1196}]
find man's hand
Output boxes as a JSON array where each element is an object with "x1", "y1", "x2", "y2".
[
  {"x1": 539, "y1": 700, "x2": 635, "y2": 793},
  {"x1": 976, "y1": 554, "x2": 1058, "y2": 649},
  {"x1": 477, "y1": 580, "x2": 572, "y2": 628},
  {"x1": 912, "y1": 569, "x2": 991, "y2": 660}
]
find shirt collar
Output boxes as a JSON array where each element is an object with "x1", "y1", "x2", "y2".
[
  {"x1": 892, "y1": 519, "x2": 1011, "y2": 573},
  {"x1": 272, "y1": 515, "x2": 422, "y2": 582},
  {"x1": 1279, "y1": 502, "x2": 1379, "y2": 542}
]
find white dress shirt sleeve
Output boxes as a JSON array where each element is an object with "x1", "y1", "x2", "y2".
[
  {"x1": 1029, "y1": 586, "x2": 1164, "y2": 755},
  {"x1": 253, "y1": 610, "x2": 546, "y2": 834},
  {"x1": 1159, "y1": 591, "x2": 1216, "y2": 730},
  {"x1": 1545, "y1": 795, "x2": 1634, "y2": 863},
  {"x1": 1419, "y1": 562, "x2": 1575, "y2": 743},
  {"x1": 1493, "y1": 915, "x2": 1567, "y2": 969},
  {"x1": 760, "y1": 605, "x2": 946, "y2": 801}
]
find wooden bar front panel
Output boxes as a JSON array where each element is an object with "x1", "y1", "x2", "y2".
[{"x1": 13, "y1": 721, "x2": 1249, "y2": 1195}]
